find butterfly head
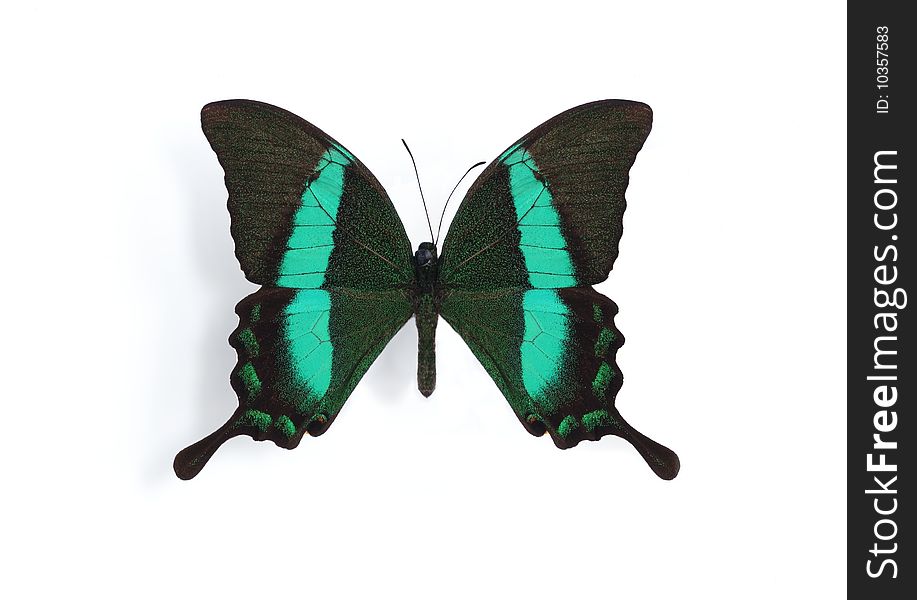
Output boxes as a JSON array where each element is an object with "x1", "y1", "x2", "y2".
[{"x1": 414, "y1": 242, "x2": 439, "y2": 292}]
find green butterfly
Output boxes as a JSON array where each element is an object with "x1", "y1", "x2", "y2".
[{"x1": 174, "y1": 99, "x2": 679, "y2": 480}]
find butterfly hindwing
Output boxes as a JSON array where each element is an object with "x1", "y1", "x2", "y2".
[
  {"x1": 175, "y1": 101, "x2": 415, "y2": 479},
  {"x1": 174, "y1": 286, "x2": 412, "y2": 480},
  {"x1": 441, "y1": 287, "x2": 677, "y2": 479}
]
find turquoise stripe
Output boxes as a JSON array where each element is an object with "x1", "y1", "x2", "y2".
[
  {"x1": 275, "y1": 272, "x2": 326, "y2": 288},
  {"x1": 279, "y1": 143, "x2": 354, "y2": 401},
  {"x1": 291, "y1": 207, "x2": 335, "y2": 226},
  {"x1": 285, "y1": 289, "x2": 333, "y2": 400},
  {"x1": 518, "y1": 206, "x2": 563, "y2": 226},
  {"x1": 518, "y1": 226, "x2": 567, "y2": 248},
  {"x1": 290, "y1": 331, "x2": 320, "y2": 357},
  {"x1": 503, "y1": 147, "x2": 576, "y2": 288},
  {"x1": 516, "y1": 246, "x2": 571, "y2": 269},
  {"x1": 277, "y1": 145, "x2": 351, "y2": 288},
  {"x1": 528, "y1": 273, "x2": 577, "y2": 288},
  {"x1": 520, "y1": 289, "x2": 570, "y2": 398},
  {"x1": 287, "y1": 225, "x2": 334, "y2": 248},
  {"x1": 281, "y1": 246, "x2": 335, "y2": 269}
]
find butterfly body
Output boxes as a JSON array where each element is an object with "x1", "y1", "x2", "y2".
[
  {"x1": 413, "y1": 242, "x2": 440, "y2": 397},
  {"x1": 174, "y1": 99, "x2": 680, "y2": 480}
]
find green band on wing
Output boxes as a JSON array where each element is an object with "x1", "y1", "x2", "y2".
[
  {"x1": 277, "y1": 146, "x2": 352, "y2": 288},
  {"x1": 284, "y1": 289, "x2": 333, "y2": 405},
  {"x1": 239, "y1": 409, "x2": 272, "y2": 432},
  {"x1": 521, "y1": 289, "x2": 570, "y2": 399},
  {"x1": 239, "y1": 361, "x2": 262, "y2": 397},
  {"x1": 594, "y1": 327, "x2": 614, "y2": 358},
  {"x1": 592, "y1": 362, "x2": 615, "y2": 398},
  {"x1": 557, "y1": 415, "x2": 578, "y2": 438},
  {"x1": 582, "y1": 409, "x2": 614, "y2": 431},
  {"x1": 239, "y1": 328, "x2": 260, "y2": 357},
  {"x1": 274, "y1": 415, "x2": 296, "y2": 438},
  {"x1": 503, "y1": 147, "x2": 576, "y2": 288}
]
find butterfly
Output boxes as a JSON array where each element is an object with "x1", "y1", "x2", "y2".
[{"x1": 174, "y1": 99, "x2": 679, "y2": 480}]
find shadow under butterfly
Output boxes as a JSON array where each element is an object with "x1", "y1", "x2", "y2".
[{"x1": 174, "y1": 99, "x2": 680, "y2": 481}]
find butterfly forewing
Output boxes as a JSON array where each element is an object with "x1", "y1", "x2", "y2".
[{"x1": 439, "y1": 100, "x2": 652, "y2": 289}]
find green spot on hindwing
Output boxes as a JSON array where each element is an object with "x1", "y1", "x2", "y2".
[
  {"x1": 250, "y1": 304, "x2": 261, "y2": 323},
  {"x1": 239, "y1": 409, "x2": 272, "y2": 432},
  {"x1": 582, "y1": 409, "x2": 614, "y2": 431},
  {"x1": 592, "y1": 362, "x2": 614, "y2": 398},
  {"x1": 557, "y1": 415, "x2": 578, "y2": 438},
  {"x1": 239, "y1": 328, "x2": 260, "y2": 357},
  {"x1": 503, "y1": 146, "x2": 577, "y2": 288},
  {"x1": 594, "y1": 327, "x2": 614, "y2": 358},
  {"x1": 592, "y1": 303, "x2": 602, "y2": 323},
  {"x1": 239, "y1": 362, "x2": 262, "y2": 397},
  {"x1": 274, "y1": 415, "x2": 296, "y2": 438}
]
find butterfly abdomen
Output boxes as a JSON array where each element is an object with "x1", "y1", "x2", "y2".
[{"x1": 416, "y1": 294, "x2": 438, "y2": 397}]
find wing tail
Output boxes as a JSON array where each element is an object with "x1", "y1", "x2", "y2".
[
  {"x1": 173, "y1": 408, "x2": 246, "y2": 480},
  {"x1": 601, "y1": 407, "x2": 680, "y2": 480}
]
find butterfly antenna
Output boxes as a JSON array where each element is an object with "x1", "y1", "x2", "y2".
[
  {"x1": 402, "y1": 139, "x2": 436, "y2": 243},
  {"x1": 435, "y1": 160, "x2": 486, "y2": 246}
]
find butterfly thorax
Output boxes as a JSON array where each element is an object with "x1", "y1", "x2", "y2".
[{"x1": 413, "y1": 241, "x2": 439, "y2": 293}]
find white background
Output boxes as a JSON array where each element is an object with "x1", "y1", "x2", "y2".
[{"x1": 1, "y1": 1, "x2": 845, "y2": 597}]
